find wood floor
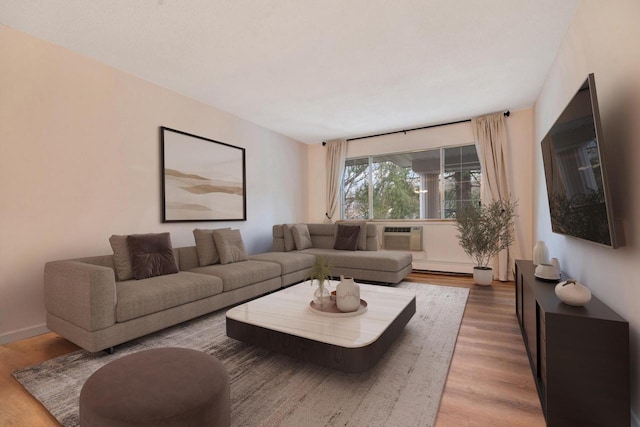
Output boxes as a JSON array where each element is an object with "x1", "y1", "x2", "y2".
[
  {"x1": 0, "y1": 272, "x2": 545, "y2": 427},
  {"x1": 406, "y1": 272, "x2": 546, "y2": 427}
]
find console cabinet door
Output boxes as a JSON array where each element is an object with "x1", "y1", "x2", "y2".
[
  {"x1": 515, "y1": 265, "x2": 523, "y2": 325},
  {"x1": 521, "y1": 280, "x2": 537, "y2": 374}
]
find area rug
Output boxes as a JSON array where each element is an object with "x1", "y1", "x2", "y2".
[{"x1": 13, "y1": 282, "x2": 469, "y2": 427}]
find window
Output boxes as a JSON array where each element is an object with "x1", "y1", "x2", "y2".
[
  {"x1": 342, "y1": 144, "x2": 481, "y2": 220},
  {"x1": 442, "y1": 145, "x2": 482, "y2": 218}
]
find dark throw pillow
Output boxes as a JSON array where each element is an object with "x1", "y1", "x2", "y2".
[
  {"x1": 340, "y1": 221, "x2": 368, "y2": 250},
  {"x1": 333, "y1": 224, "x2": 360, "y2": 251},
  {"x1": 127, "y1": 233, "x2": 179, "y2": 280}
]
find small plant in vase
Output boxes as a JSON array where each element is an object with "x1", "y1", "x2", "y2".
[
  {"x1": 309, "y1": 256, "x2": 332, "y2": 307},
  {"x1": 455, "y1": 199, "x2": 517, "y2": 286}
]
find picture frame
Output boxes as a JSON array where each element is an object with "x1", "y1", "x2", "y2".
[{"x1": 161, "y1": 127, "x2": 246, "y2": 222}]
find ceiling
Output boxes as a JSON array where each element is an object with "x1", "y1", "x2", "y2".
[{"x1": 0, "y1": 1, "x2": 579, "y2": 144}]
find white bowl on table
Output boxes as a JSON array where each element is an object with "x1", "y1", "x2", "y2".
[{"x1": 534, "y1": 263, "x2": 560, "y2": 281}]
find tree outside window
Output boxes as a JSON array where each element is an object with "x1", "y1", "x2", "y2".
[
  {"x1": 343, "y1": 158, "x2": 369, "y2": 219},
  {"x1": 342, "y1": 145, "x2": 481, "y2": 220}
]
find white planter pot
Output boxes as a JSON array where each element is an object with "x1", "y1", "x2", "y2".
[{"x1": 473, "y1": 267, "x2": 494, "y2": 286}]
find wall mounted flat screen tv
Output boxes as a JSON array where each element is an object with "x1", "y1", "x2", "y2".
[{"x1": 541, "y1": 73, "x2": 621, "y2": 248}]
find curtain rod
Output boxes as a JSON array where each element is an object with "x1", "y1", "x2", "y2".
[{"x1": 322, "y1": 110, "x2": 510, "y2": 145}]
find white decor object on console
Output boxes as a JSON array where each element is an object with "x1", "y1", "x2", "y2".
[
  {"x1": 555, "y1": 280, "x2": 592, "y2": 306},
  {"x1": 336, "y1": 276, "x2": 360, "y2": 312},
  {"x1": 533, "y1": 240, "x2": 549, "y2": 265},
  {"x1": 534, "y1": 263, "x2": 560, "y2": 281}
]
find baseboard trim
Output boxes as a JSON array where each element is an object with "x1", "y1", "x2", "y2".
[
  {"x1": 0, "y1": 323, "x2": 49, "y2": 345},
  {"x1": 412, "y1": 260, "x2": 474, "y2": 274}
]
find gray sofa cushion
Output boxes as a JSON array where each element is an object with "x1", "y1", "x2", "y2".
[
  {"x1": 300, "y1": 248, "x2": 411, "y2": 271},
  {"x1": 249, "y1": 252, "x2": 315, "y2": 275},
  {"x1": 190, "y1": 260, "x2": 281, "y2": 292},
  {"x1": 307, "y1": 223, "x2": 338, "y2": 249},
  {"x1": 272, "y1": 223, "x2": 380, "y2": 252},
  {"x1": 115, "y1": 271, "x2": 223, "y2": 322}
]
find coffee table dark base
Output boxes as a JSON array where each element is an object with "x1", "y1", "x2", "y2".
[{"x1": 226, "y1": 297, "x2": 416, "y2": 373}]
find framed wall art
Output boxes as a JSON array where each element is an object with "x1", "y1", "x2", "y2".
[{"x1": 161, "y1": 127, "x2": 246, "y2": 222}]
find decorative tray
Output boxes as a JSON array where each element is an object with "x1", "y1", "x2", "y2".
[{"x1": 308, "y1": 299, "x2": 367, "y2": 317}]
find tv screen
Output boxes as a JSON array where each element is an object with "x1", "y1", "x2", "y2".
[{"x1": 541, "y1": 73, "x2": 621, "y2": 248}]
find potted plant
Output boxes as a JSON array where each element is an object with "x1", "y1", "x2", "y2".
[
  {"x1": 454, "y1": 199, "x2": 517, "y2": 285},
  {"x1": 309, "y1": 256, "x2": 332, "y2": 306}
]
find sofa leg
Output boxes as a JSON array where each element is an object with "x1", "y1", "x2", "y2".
[{"x1": 104, "y1": 347, "x2": 114, "y2": 355}]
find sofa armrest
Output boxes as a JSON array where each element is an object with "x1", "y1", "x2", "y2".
[{"x1": 44, "y1": 261, "x2": 117, "y2": 332}]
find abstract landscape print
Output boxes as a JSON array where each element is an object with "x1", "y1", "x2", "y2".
[{"x1": 161, "y1": 127, "x2": 246, "y2": 222}]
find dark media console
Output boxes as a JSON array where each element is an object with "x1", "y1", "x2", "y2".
[{"x1": 515, "y1": 260, "x2": 629, "y2": 427}]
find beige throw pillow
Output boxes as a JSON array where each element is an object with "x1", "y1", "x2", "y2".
[
  {"x1": 109, "y1": 234, "x2": 133, "y2": 281},
  {"x1": 212, "y1": 229, "x2": 248, "y2": 265},
  {"x1": 355, "y1": 222, "x2": 367, "y2": 250},
  {"x1": 338, "y1": 221, "x2": 367, "y2": 250},
  {"x1": 283, "y1": 224, "x2": 296, "y2": 251},
  {"x1": 193, "y1": 228, "x2": 230, "y2": 266},
  {"x1": 291, "y1": 224, "x2": 312, "y2": 250}
]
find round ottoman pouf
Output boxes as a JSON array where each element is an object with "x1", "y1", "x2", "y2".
[{"x1": 80, "y1": 347, "x2": 230, "y2": 427}]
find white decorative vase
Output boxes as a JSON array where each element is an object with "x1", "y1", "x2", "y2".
[
  {"x1": 473, "y1": 267, "x2": 494, "y2": 286},
  {"x1": 555, "y1": 280, "x2": 591, "y2": 306},
  {"x1": 336, "y1": 275, "x2": 360, "y2": 312},
  {"x1": 550, "y1": 257, "x2": 560, "y2": 272},
  {"x1": 533, "y1": 241, "x2": 549, "y2": 266},
  {"x1": 313, "y1": 281, "x2": 331, "y2": 308}
]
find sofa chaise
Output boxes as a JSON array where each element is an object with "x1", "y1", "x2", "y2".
[{"x1": 253, "y1": 223, "x2": 413, "y2": 284}]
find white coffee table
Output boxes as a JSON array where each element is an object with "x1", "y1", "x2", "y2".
[{"x1": 226, "y1": 281, "x2": 416, "y2": 372}]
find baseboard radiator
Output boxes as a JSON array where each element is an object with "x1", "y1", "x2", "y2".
[{"x1": 382, "y1": 226, "x2": 423, "y2": 251}]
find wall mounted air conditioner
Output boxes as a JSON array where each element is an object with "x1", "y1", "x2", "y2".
[{"x1": 382, "y1": 226, "x2": 423, "y2": 251}]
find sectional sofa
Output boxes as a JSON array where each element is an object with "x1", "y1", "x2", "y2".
[{"x1": 44, "y1": 223, "x2": 412, "y2": 353}]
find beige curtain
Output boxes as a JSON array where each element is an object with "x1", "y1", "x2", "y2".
[
  {"x1": 472, "y1": 113, "x2": 521, "y2": 281},
  {"x1": 324, "y1": 139, "x2": 347, "y2": 223}
]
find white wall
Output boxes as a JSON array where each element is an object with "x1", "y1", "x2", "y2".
[
  {"x1": 532, "y1": 1, "x2": 640, "y2": 423},
  {"x1": 307, "y1": 109, "x2": 534, "y2": 273},
  {"x1": 0, "y1": 25, "x2": 308, "y2": 344}
]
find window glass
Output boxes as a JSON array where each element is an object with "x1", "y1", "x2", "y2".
[
  {"x1": 342, "y1": 158, "x2": 369, "y2": 220},
  {"x1": 412, "y1": 149, "x2": 441, "y2": 219},
  {"x1": 443, "y1": 145, "x2": 482, "y2": 218},
  {"x1": 342, "y1": 144, "x2": 481, "y2": 220},
  {"x1": 371, "y1": 153, "x2": 420, "y2": 219}
]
